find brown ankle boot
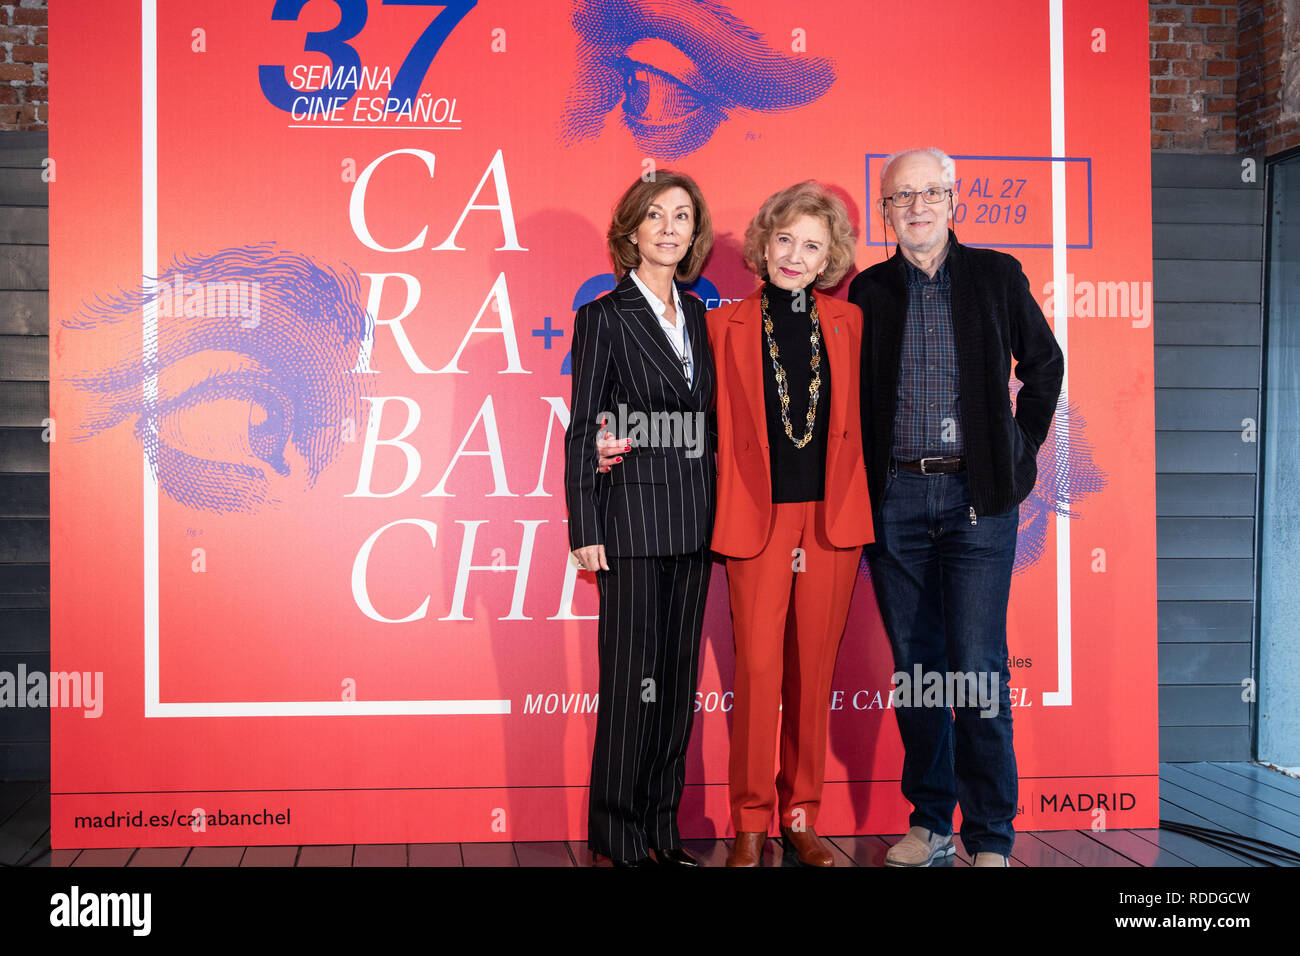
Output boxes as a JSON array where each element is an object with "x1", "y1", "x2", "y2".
[
  {"x1": 780, "y1": 825, "x2": 834, "y2": 867},
  {"x1": 726, "y1": 831, "x2": 765, "y2": 867}
]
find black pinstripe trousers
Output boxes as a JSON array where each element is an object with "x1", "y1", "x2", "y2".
[{"x1": 587, "y1": 547, "x2": 712, "y2": 862}]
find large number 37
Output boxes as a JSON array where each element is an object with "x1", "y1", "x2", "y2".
[{"x1": 259, "y1": 0, "x2": 477, "y2": 113}]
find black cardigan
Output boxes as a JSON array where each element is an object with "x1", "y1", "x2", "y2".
[{"x1": 847, "y1": 231, "x2": 1064, "y2": 517}]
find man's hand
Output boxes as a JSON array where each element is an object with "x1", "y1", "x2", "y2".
[
  {"x1": 596, "y1": 422, "x2": 630, "y2": 473},
  {"x1": 571, "y1": 544, "x2": 609, "y2": 572}
]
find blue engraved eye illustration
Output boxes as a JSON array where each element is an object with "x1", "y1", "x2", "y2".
[
  {"x1": 62, "y1": 244, "x2": 373, "y2": 514},
  {"x1": 561, "y1": 0, "x2": 837, "y2": 160},
  {"x1": 620, "y1": 57, "x2": 702, "y2": 123}
]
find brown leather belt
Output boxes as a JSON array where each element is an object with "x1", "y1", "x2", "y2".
[{"x1": 897, "y1": 456, "x2": 965, "y2": 475}]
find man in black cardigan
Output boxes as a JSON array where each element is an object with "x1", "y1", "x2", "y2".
[{"x1": 848, "y1": 148, "x2": 1063, "y2": 867}]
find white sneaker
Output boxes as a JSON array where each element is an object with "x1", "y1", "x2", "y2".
[{"x1": 884, "y1": 826, "x2": 956, "y2": 867}]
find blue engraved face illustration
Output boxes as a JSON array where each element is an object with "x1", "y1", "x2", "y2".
[
  {"x1": 859, "y1": 396, "x2": 1107, "y2": 578},
  {"x1": 1012, "y1": 398, "x2": 1107, "y2": 573},
  {"x1": 62, "y1": 244, "x2": 373, "y2": 514},
  {"x1": 560, "y1": 0, "x2": 838, "y2": 160}
]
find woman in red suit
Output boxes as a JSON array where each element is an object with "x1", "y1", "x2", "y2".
[{"x1": 710, "y1": 181, "x2": 872, "y2": 866}]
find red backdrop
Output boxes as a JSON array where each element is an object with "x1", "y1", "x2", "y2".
[{"x1": 48, "y1": 0, "x2": 1156, "y2": 847}]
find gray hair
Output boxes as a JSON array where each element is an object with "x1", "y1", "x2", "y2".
[{"x1": 879, "y1": 147, "x2": 957, "y2": 190}]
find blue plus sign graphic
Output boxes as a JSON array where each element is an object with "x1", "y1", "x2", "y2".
[{"x1": 532, "y1": 316, "x2": 564, "y2": 349}]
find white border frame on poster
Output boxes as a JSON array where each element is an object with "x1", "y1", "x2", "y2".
[{"x1": 136, "y1": 0, "x2": 1070, "y2": 717}]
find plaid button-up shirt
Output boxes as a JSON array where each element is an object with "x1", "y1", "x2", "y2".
[{"x1": 890, "y1": 256, "x2": 965, "y2": 461}]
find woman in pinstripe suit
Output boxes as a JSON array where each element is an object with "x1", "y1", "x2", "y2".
[{"x1": 564, "y1": 171, "x2": 717, "y2": 867}]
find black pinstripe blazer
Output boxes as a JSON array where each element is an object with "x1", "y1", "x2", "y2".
[{"x1": 564, "y1": 273, "x2": 716, "y2": 558}]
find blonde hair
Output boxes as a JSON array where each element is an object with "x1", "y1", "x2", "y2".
[{"x1": 742, "y1": 181, "x2": 856, "y2": 288}]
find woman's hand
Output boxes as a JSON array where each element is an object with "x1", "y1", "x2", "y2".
[
  {"x1": 571, "y1": 544, "x2": 609, "y2": 572},
  {"x1": 595, "y1": 421, "x2": 630, "y2": 473}
]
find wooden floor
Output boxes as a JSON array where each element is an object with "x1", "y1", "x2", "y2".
[{"x1": 4, "y1": 762, "x2": 1297, "y2": 867}]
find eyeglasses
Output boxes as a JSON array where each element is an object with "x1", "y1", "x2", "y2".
[{"x1": 882, "y1": 187, "x2": 952, "y2": 208}]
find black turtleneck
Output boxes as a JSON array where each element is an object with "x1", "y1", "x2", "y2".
[{"x1": 760, "y1": 280, "x2": 831, "y2": 503}]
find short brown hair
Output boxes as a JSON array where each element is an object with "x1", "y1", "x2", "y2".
[
  {"x1": 606, "y1": 170, "x2": 713, "y2": 283},
  {"x1": 742, "y1": 181, "x2": 856, "y2": 288}
]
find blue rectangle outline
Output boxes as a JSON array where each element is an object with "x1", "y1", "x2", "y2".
[{"x1": 864, "y1": 153, "x2": 1094, "y2": 250}]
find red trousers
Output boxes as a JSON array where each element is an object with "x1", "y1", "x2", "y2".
[{"x1": 724, "y1": 498, "x2": 862, "y2": 832}]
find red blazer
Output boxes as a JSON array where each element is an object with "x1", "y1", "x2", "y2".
[{"x1": 708, "y1": 286, "x2": 874, "y2": 559}]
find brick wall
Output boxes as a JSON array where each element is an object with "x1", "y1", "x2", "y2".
[
  {"x1": 1149, "y1": 0, "x2": 1296, "y2": 156},
  {"x1": 1151, "y1": 0, "x2": 1240, "y2": 152},
  {"x1": 0, "y1": 2, "x2": 45, "y2": 129},
  {"x1": 1238, "y1": 0, "x2": 1300, "y2": 154}
]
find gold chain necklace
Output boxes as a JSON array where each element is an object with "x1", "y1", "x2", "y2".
[{"x1": 761, "y1": 288, "x2": 821, "y2": 449}]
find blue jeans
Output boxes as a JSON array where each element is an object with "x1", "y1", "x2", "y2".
[{"x1": 865, "y1": 464, "x2": 1018, "y2": 857}]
